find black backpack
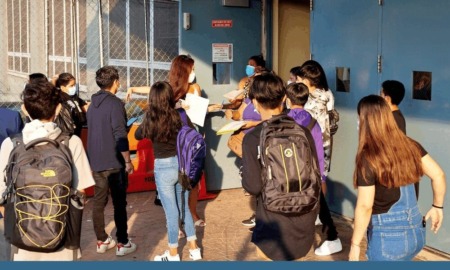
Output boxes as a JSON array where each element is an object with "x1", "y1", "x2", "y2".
[
  {"x1": 259, "y1": 115, "x2": 321, "y2": 214},
  {"x1": 1, "y1": 133, "x2": 73, "y2": 252}
]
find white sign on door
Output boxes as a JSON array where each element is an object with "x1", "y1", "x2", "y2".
[{"x1": 212, "y1": 43, "x2": 233, "y2": 62}]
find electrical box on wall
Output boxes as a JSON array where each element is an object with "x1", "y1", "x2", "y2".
[
  {"x1": 222, "y1": 0, "x2": 250, "y2": 8},
  {"x1": 183, "y1": 12, "x2": 191, "y2": 30}
]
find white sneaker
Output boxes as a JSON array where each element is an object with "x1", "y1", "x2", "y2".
[
  {"x1": 154, "y1": 250, "x2": 181, "y2": 261},
  {"x1": 116, "y1": 240, "x2": 137, "y2": 256},
  {"x1": 315, "y1": 238, "x2": 342, "y2": 256},
  {"x1": 315, "y1": 215, "x2": 322, "y2": 226},
  {"x1": 96, "y1": 235, "x2": 116, "y2": 253},
  {"x1": 189, "y1": 247, "x2": 202, "y2": 261}
]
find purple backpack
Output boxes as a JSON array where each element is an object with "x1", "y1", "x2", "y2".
[{"x1": 176, "y1": 109, "x2": 206, "y2": 191}]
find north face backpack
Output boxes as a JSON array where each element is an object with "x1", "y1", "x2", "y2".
[
  {"x1": 1, "y1": 133, "x2": 73, "y2": 252},
  {"x1": 259, "y1": 114, "x2": 321, "y2": 214},
  {"x1": 176, "y1": 109, "x2": 206, "y2": 191}
]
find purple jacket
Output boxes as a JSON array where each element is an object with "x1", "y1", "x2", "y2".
[
  {"x1": 287, "y1": 108, "x2": 325, "y2": 182},
  {"x1": 242, "y1": 98, "x2": 261, "y2": 134}
]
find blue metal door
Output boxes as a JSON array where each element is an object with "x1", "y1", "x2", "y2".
[
  {"x1": 311, "y1": 0, "x2": 380, "y2": 218},
  {"x1": 181, "y1": 0, "x2": 263, "y2": 190},
  {"x1": 312, "y1": 0, "x2": 450, "y2": 254},
  {"x1": 380, "y1": 0, "x2": 450, "y2": 253}
]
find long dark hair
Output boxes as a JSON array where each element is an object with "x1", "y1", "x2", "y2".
[
  {"x1": 300, "y1": 60, "x2": 329, "y2": 90},
  {"x1": 353, "y1": 95, "x2": 423, "y2": 188},
  {"x1": 55, "y1": 72, "x2": 76, "y2": 88},
  {"x1": 141, "y1": 81, "x2": 181, "y2": 142}
]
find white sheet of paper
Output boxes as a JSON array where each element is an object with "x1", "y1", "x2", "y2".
[
  {"x1": 185, "y1": 93, "x2": 209, "y2": 127},
  {"x1": 223, "y1": 89, "x2": 244, "y2": 100},
  {"x1": 216, "y1": 120, "x2": 247, "y2": 135}
]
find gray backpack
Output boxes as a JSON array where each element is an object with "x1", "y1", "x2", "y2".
[
  {"x1": 1, "y1": 133, "x2": 73, "y2": 252},
  {"x1": 259, "y1": 115, "x2": 321, "y2": 214}
]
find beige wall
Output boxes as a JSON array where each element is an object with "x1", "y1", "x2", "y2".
[{"x1": 273, "y1": 0, "x2": 310, "y2": 82}]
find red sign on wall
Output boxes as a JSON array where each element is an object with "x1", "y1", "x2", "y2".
[{"x1": 212, "y1": 20, "x2": 233, "y2": 28}]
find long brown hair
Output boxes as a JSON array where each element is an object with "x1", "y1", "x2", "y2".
[
  {"x1": 353, "y1": 95, "x2": 423, "y2": 188},
  {"x1": 169, "y1": 55, "x2": 194, "y2": 102},
  {"x1": 141, "y1": 81, "x2": 181, "y2": 143}
]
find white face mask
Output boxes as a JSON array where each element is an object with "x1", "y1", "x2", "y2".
[
  {"x1": 67, "y1": 85, "x2": 77, "y2": 96},
  {"x1": 286, "y1": 99, "x2": 291, "y2": 109},
  {"x1": 188, "y1": 72, "x2": 196, "y2": 83}
]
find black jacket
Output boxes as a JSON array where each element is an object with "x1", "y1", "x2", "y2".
[{"x1": 87, "y1": 90, "x2": 129, "y2": 172}]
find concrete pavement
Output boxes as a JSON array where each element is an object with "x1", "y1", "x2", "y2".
[{"x1": 0, "y1": 188, "x2": 448, "y2": 261}]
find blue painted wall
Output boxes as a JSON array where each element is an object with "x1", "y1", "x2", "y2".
[
  {"x1": 311, "y1": 0, "x2": 450, "y2": 253},
  {"x1": 180, "y1": 0, "x2": 264, "y2": 190}
]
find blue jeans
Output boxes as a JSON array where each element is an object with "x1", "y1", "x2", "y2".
[
  {"x1": 154, "y1": 156, "x2": 196, "y2": 248},
  {"x1": 367, "y1": 184, "x2": 425, "y2": 261}
]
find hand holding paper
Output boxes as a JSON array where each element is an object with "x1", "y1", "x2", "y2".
[
  {"x1": 223, "y1": 89, "x2": 245, "y2": 101},
  {"x1": 216, "y1": 120, "x2": 247, "y2": 135},
  {"x1": 184, "y1": 93, "x2": 209, "y2": 127}
]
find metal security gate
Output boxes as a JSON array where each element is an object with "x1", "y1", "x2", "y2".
[{"x1": 1, "y1": 0, "x2": 179, "y2": 118}]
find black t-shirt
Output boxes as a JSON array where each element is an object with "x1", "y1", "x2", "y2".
[
  {"x1": 134, "y1": 113, "x2": 193, "y2": 159},
  {"x1": 134, "y1": 124, "x2": 177, "y2": 159},
  {"x1": 393, "y1": 110, "x2": 406, "y2": 134},
  {"x1": 356, "y1": 141, "x2": 427, "y2": 214}
]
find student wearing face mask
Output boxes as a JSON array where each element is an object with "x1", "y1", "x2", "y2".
[
  {"x1": 222, "y1": 54, "x2": 271, "y2": 230},
  {"x1": 126, "y1": 55, "x2": 221, "y2": 229},
  {"x1": 55, "y1": 73, "x2": 88, "y2": 137},
  {"x1": 224, "y1": 54, "x2": 268, "y2": 119},
  {"x1": 125, "y1": 55, "x2": 221, "y2": 113}
]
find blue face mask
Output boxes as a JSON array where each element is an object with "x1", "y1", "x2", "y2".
[{"x1": 246, "y1": 65, "x2": 255, "y2": 77}]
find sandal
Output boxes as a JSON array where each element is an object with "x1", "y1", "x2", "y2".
[
  {"x1": 178, "y1": 229, "x2": 186, "y2": 239},
  {"x1": 194, "y1": 219, "x2": 206, "y2": 227}
]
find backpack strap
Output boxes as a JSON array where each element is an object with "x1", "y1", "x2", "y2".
[
  {"x1": 178, "y1": 109, "x2": 189, "y2": 126},
  {"x1": 306, "y1": 118, "x2": 317, "y2": 132},
  {"x1": 56, "y1": 132, "x2": 72, "y2": 146},
  {"x1": 1, "y1": 134, "x2": 24, "y2": 204},
  {"x1": 10, "y1": 133, "x2": 24, "y2": 147}
]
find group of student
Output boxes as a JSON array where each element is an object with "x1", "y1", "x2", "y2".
[
  {"x1": 231, "y1": 58, "x2": 445, "y2": 261},
  {"x1": 0, "y1": 55, "x2": 217, "y2": 261},
  {"x1": 0, "y1": 52, "x2": 446, "y2": 262},
  {"x1": 222, "y1": 56, "x2": 341, "y2": 257}
]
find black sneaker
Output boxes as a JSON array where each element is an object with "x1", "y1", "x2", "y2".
[{"x1": 241, "y1": 213, "x2": 256, "y2": 227}]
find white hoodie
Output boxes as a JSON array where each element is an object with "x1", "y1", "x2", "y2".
[{"x1": 0, "y1": 119, "x2": 94, "y2": 261}]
